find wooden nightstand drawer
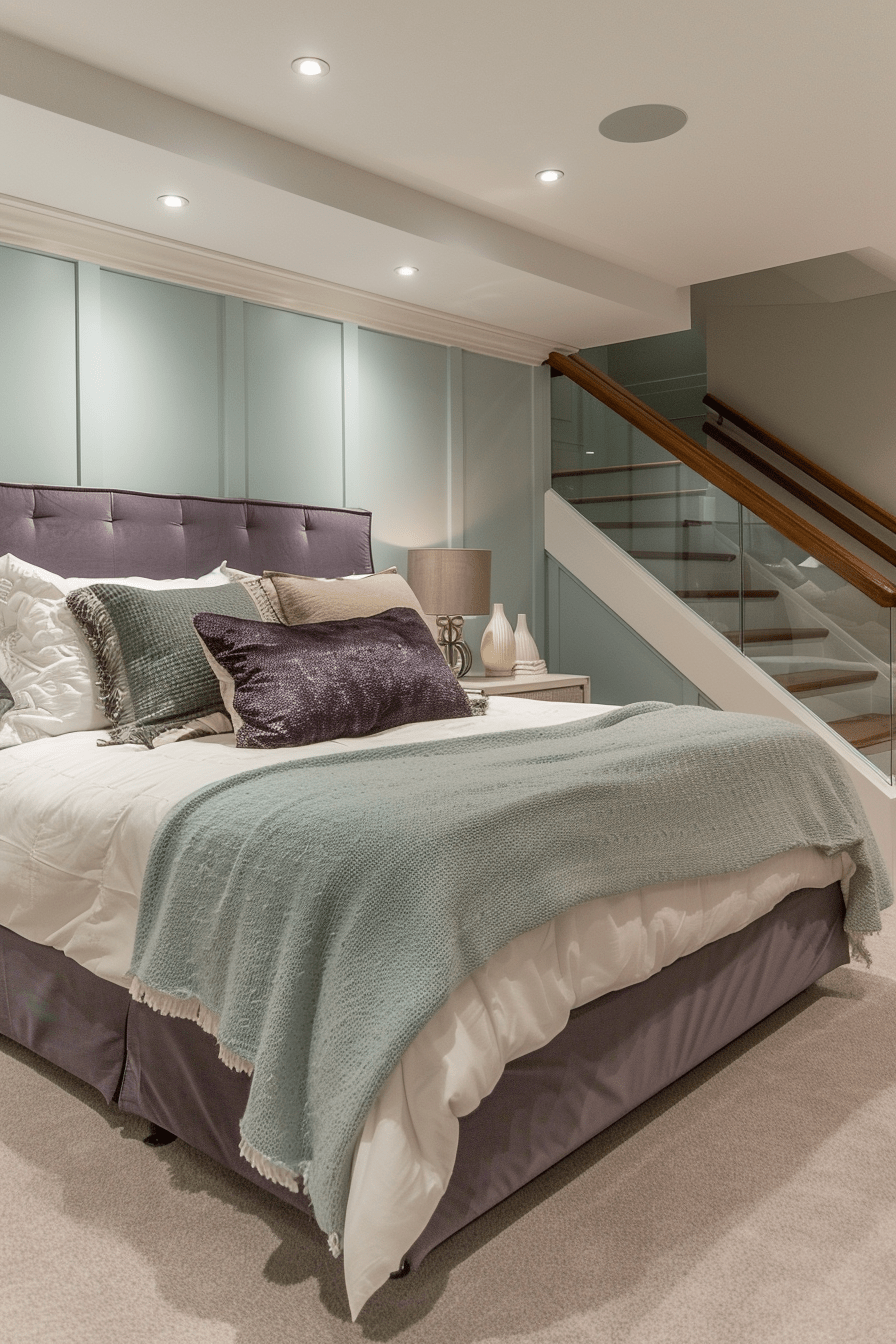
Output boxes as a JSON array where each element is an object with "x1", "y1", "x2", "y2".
[
  {"x1": 461, "y1": 674, "x2": 590, "y2": 704},
  {"x1": 515, "y1": 686, "x2": 584, "y2": 703}
]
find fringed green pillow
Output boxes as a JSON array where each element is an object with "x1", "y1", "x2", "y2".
[{"x1": 66, "y1": 581, "x2": 259, "y2": 747}]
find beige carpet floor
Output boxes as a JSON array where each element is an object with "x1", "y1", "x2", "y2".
[{"x1": 3, "y1": 916, "x2": 896, "y2": 1343}]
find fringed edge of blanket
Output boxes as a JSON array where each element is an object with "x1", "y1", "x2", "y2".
[
  {"x1": 236, "y1": 1141, "x2": 341, "y2": 1254},
  {"x1": 849, "y1": 932, "x2": 873, "y2": 968},
  {"x1": 128, "y1": 978, "x2": 254, "y2": 1074},
  {"x1": 237, "y1": 1136, "x2": 302, "y2": 1195}
]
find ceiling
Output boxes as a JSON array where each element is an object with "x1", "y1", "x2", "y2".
[{"x1": 0, "y1": 1, "x2": 893, "y2": 355}]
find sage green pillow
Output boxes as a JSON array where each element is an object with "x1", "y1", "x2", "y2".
[{"x1": 66, "y1": 581, "x2": 259, "y2": 746}]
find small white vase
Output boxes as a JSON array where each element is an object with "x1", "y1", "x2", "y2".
[
  {"x1": 513, "y1": 613, "x2": 539, "y2": 662},
  {"x1": 513, "y1": 613, "x2": 547, "y2": 675},
  {"x1": 480, "y1": 602, "x2": 515, "y2": 677}
]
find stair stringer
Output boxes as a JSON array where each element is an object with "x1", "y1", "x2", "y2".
[{"x1": 545, "y1": 489, "x2": 896, "y2": 879}]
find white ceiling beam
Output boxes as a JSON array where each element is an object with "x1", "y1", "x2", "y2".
[{"x1": 0, "y1": 28, "x2": 684, "y2": 322}]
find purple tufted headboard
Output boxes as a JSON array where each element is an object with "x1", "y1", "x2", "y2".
[{"x1": 0, "y1": 483, "x2": 374, "y2": 580}]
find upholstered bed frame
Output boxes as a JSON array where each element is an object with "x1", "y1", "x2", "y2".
[
  {"x1": 0, "y1": 482, "x2": 375, "y2": 581},
  {"x1": 0, "y1": 482, "x2": 849, "y2": 1284}
]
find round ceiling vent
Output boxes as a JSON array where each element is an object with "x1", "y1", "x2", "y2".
[{"x1": 598, "y1": 104, "x2": 687, "y2": 143}]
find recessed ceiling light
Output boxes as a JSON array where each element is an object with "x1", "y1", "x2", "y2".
[
  {"x1": 158, "y1": 194, "x2": 188, "y2": 208},
  {"x1": 598, "y1": 105, "x2": 687, "y2": 143},
  {"x1": 395, "y1": 266, "x2": 418, "y2": 277},
  {"x1": 535, "y1": 169, "x2": 564, "y2": 183},
  {"x1": 292, "y1": 56, "x2": 330, "y2": 77}
]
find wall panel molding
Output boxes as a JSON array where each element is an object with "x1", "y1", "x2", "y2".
[
  {"x1": 0, "y1": 193, "x2": 565, "y2": 367},
  {"x1": 446, "y1": 348, "x2": 465, "y2": 548},
  {"x1": 220, "y1": 295, "x2": 246, "y2": 498},
  {"x1": 341, "y1": 323, "x2": 360, "y2": 513},
  {"x1": 74, "y1": 260, "x2": 102, "y2": 486},
  {"x1": 530, "y1": 364, "x2": 551, "y2": 649}
]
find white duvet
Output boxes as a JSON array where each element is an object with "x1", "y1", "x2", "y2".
[{"x1": 0, "y1": 696, "x2": 853, "y2": 1317}]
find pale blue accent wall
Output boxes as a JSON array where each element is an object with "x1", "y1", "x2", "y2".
[
  {"x1": 353, "y1": 329, "x2": 450, "y2": 573},
  {"x1": 76, "y1": 263, "x2": 104, "y2": 487},
  {"x1": 545, "y1": 557, "x2": 704, "y2": 707},
  {"x1": 548, "y1": 328, "x2": 716, "y2": 703},
  {"x1": 0, "y1": 240, "x2": 548, "y2": 660},
  {"x1": 577, "y1": 329, "x2": 708, "y2": 444},
  {"x1": 0, "y1": 237, "x2": 713, "y2": 701},
  {"x1": 462, "y1": 351, "x2": 543, "y2": 661},
  {"x1": 244, "y1": 304, "x2": 344, "y2": 508},
  {"x1": 220, "y1": 294, "x2": 247, "y2": 498},
  {"x1": 98, "y1": 269, "x2": 224, "y2": 495},
  {"x1": 0, "y1": 246, "x2": 77, "y2": 484}
]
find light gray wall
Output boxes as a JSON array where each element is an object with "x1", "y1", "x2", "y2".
[
  {"x1": 0, "y1": 241, "x2": 548, "y2": 664},
  {"x1": 703, "y1": 290, "x2": 896, "y2": 516}
]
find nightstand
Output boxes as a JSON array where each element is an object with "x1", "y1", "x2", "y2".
[{"x1": 461, "y1": 673, "x2": 590, "y2": 704}]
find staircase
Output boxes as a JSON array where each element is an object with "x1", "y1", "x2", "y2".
[{"x1": 547, "y1": 352, "x2": 896, "y2": 788}]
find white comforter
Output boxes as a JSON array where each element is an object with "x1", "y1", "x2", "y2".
[{"x1": 0, "y1": 697, "x2": 853, "y2": 1317}]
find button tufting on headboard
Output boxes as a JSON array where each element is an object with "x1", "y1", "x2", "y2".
[{"x1": 0, "y1": 483, "x2": 373, "y2": 580}]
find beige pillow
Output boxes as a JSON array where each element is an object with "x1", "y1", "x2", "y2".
[{"x1": 262, "y1": 567, "x2": 426, "y2": 626}]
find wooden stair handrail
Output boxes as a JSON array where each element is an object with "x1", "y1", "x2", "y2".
[
  {"x1": 702, "y1": 419, "x2": 896, "y2": 571},
  {"x1": 703, "y1": 393, "x2": 896, "y2": 538},
  {"x1": 547, "y1": 351, "x2": 896, "y2": 608}
]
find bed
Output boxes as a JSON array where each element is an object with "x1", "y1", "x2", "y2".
[{"x1": 0, "y1": 481, "x2": 885, "y2": 1320}]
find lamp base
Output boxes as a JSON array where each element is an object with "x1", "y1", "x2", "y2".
[{"x1": 436, "y1": 615, "x2": 473, "y2": 678}]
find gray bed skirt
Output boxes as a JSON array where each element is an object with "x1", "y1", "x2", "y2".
[{"x1": 0, "y1": 881, "x2": 849, "y2": 1268}]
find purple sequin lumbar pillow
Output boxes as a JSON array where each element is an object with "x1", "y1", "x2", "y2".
[{"x1": 192, "y1": 606, "x2": 473, "y2": 748}]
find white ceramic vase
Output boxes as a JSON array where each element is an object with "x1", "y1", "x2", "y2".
[
  {"x1": 513, "y1": 613, "x2": 547, "y2": 675},
  {"x1": 480, "y1": 602, "x2": 515, "y2": 677}
]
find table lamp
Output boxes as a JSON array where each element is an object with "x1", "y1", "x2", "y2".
[{"x1": 406, "y1": 548, "x2": 491, "y2": 677}]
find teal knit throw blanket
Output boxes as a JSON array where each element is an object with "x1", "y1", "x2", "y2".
[{"x1": 129, "y1": 703, "x2": 892, "y2": 1245}]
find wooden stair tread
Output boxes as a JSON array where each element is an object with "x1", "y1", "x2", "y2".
[
  {"x1": 571, "y1": 488, "x2": 706, "y2": 504},
  {"x1": 552, "y1": 461, "x2": 679, "y2": 479},
  {"x1": 774, "y1": 669, "x2": 878, "y2": 694},
  {"x1": 828, "y1": 714, "x2": 893, "y2": 752},
  {"x1": 628, "y1": 550, "x2": 736, "y2": 562},
  {"x1": 678, "y1": 589, "x2": 778, "y2": 600},
  {"x1": 725, "y1": 626, "x2": 829, "y2": 644}
]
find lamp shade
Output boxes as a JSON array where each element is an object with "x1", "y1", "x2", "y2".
[{"x1": 406, "y1": 548, "x2": 491, "y2": 616}]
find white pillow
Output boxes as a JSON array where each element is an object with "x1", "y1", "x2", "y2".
[{"x1": 0, "y1": 555, "x2": 241, "y2": 749}]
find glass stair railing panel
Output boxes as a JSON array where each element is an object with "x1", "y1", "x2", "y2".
[
  {"x1": 550, "y1": 372, "x2": 895, "y2": 783},
  {"x1": 739, "y1": 508, "x2": 893, "y2": 782}
]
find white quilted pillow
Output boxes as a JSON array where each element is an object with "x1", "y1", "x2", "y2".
[{"x1": 0, "y1": 555, "x2": 238, "y2": 749}]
